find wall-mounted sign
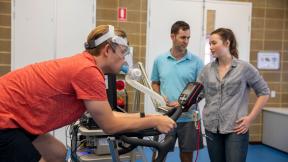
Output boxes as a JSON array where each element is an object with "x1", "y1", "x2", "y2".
[
  {"x1": 257, "y1": 51, "x2": 280, "y2": 70},
  {"x1": 118, "y1": 7, "x2": 127, "y2": 22}
]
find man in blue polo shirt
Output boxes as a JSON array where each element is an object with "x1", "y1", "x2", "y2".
[{"x1": 151, "y1": 21, "x2": 204, "y2": 162}]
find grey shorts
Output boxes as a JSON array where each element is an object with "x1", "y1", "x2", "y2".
[{"x1": 175, "y1": 121, "x2": 204, "y2": 152}]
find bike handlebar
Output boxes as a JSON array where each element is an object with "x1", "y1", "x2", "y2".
[{"x1": 112, "y1": 107, "x2": 183, "y2": 162}]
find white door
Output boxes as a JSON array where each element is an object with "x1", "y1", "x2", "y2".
[
  {"x1": 12, "y1": 0, "x2": 96, "y2": 145},
  {"x1": 12, "y1": 0, "x2": 96, "y2": 69},
  {"x1": 53, "y1": 0, "x2": 96, "y2": 146},
  {"x1": 146, "y1": 1, "x2": 251, "y2": 146},
  {"x1": 56, "y1": 0, "x2": 96, "y2": 58},
  {"x1": 145, "y1": 0, "x2": 205, "y2": 115},
  {"x1": 203, "y1": 0, "x2": 252, "y2": 63},
  {"x1": 12, "y1": 0, "x2": 56, "y2": 69},
  {"x1": 145, "y1": 0, "x2": 251, "y2": 114}
]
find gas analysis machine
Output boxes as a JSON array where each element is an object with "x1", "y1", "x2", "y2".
[{"x1": 69, "y1": 62, "x2": 204, "y2": 162}]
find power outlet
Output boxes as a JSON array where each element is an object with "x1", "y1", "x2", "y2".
[{"x1": 271, "y1": 90, "x2": 276, "y2": 98}]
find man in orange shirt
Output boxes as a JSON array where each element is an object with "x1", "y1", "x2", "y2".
[{"x1": 0, "y1": 25, "x2": 176, "y2": 162}]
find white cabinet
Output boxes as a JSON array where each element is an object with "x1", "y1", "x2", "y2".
[{"x1": 262, "y1": 107, "x2": 288, "y2": 153}]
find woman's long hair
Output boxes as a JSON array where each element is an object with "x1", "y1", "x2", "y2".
[{"x1": 211, "y1": 28, "x2": 239, "y2": 59}]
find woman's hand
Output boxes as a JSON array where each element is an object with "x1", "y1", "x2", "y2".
[
  {"x1": 233, "y1": 116, "x2": 253, "y2": 134},
  {"x1": 162, "y1": 96, "x2": 179, "y2": 107}
]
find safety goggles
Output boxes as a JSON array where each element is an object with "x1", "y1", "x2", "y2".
[{"x1": 108, "y1": 41, "x2": 130, "y2": 57}]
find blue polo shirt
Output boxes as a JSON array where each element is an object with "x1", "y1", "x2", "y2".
[{"x1": 151, "y1": 51, "x2": 204, "y2": 122}]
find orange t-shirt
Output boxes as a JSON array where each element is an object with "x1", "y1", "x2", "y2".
[{"x1": 0, "y1": 52, "x2": 107, "y2": 135}]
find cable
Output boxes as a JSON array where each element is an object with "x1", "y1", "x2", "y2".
[{"x1": 194, "y1": 120, "x2": 201, "y2": 162}]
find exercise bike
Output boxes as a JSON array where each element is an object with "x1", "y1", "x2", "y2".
[
  {"x1": 105, "y1": 81, "x2": 203, "y2": 162},
  {"x1": 70, "y1": 62, "x2": 203, "y2": 162}
]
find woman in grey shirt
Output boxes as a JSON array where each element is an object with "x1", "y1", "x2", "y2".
[{"x1": 197, "y1": 28, "x2": 270, "y2": 162}]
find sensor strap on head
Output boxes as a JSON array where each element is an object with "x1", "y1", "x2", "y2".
[
  {"x1": 93, "y1": 25, "x2": 115, "y2": 47},
  {"x1": 85, "y1": 25, "x2": 128, "y2": 49}
]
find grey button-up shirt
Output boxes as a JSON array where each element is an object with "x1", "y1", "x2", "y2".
[{"x1": 197, "y1": 58, "x2": 270, "y2": 134}]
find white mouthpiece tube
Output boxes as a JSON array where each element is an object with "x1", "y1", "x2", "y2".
[
  {"x1": 128, "y1": 68, "x2": 142, "y2": 81},
  {"x1": 125, "y1": 75, "x2": 166, "y2": 107}
]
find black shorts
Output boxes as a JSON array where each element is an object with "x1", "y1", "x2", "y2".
[{"x1": 0, "y1": 129, "x2": 41, "y2": 162}]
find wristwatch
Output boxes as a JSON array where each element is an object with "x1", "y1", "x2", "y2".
[{"x1": 140, "y1": 112, "x2": 145, "y2": 118}]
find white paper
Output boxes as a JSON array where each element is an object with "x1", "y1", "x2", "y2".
[{"x1": 257, "y1": 51, "x2": 280, "y2": 70}]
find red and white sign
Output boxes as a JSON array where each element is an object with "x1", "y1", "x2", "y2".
[{"x1": 118, "y1": 7, "x2": 127, "y2": 21}]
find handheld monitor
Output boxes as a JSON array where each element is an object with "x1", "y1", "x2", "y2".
[{"x1": 178, "y1": 82, "x2": 203, "y2": 112}]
